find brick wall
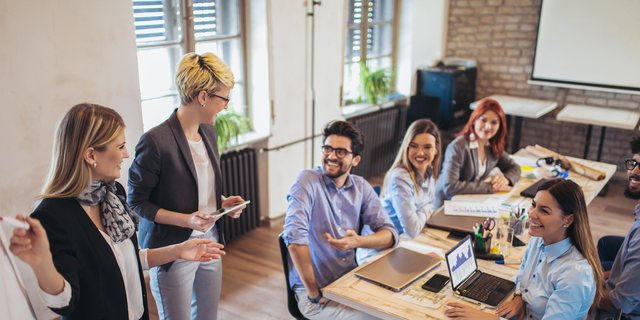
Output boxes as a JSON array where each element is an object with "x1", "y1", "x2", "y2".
[{"x1": 445, "y1": 0, "x2": 640, "y2": 178}]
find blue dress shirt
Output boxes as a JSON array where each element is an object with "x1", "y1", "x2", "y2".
[
  {"x1": 282, "y1": 166, "x2": 399, "y2": 291},
  {"x1": 380, "y1": 167, "x2": 435, "y2": 238},
  {"x1": 514, "y1": 237, "x2": 595, "y2": 320},
  {"x1": 606, "y1": 204, "x2": 640, "y2": 318}
]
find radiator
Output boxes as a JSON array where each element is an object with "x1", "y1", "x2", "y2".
[
  {"x1": 219, "y1": 148, "x2": 260, "y2": 243},
  {"x1": 348, "y1": 105, "x2": 408, "y2": 179}
]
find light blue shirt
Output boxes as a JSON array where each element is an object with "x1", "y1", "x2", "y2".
[
  {"x1": 380, "y1": 167, "x2": 435, "y2": 238},
  {"x1": 515, "y1": 237, "x2": 595, "y2": 320},
  {"x1": 605, "y1": 204, "x2": 640, "y2": 318},
  {"x1": 282, "y1": 166, "x2": 399, "y2": 291}
]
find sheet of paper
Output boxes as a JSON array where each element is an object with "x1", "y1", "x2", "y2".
[
  {"x1": 391, "y1": 265, "x2": 454, "y2": 309},
  {"x1": 444, "y1": 201, "x2": 501, "y2": 218}
]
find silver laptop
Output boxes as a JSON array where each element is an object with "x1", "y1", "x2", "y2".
[
  {"x1": 445, "y1": 235, "x2": 515, "y2": 307},
  {"x1": 355, "y1": 247, "x2": 441, "y2": 292},
  {"x1": 426, "y1": 206, "x2": 487, "y2": 236}
]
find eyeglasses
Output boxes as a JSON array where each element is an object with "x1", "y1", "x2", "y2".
[
  {"x1": 211, "y1": 94, "x2": 230, "y2": 106},
  {"x1": 321, "y1": 145, "x2": 353, "y2": 159},
  {"x1": 625, "y1": 158, "x2": 639, "y2": 170}
]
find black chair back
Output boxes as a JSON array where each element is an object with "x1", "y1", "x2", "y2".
[{"x1": 278, "y1": 233, "x2": 309, "y2": 320}]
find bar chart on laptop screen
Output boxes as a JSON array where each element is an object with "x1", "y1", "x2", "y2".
[{"x1": 449, "y1": 241, "x2": 477, "y2": 287}]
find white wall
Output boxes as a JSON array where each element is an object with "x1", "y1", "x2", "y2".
[{"x1": 0, "y1": 0, "x2": 142, "y2": 318}]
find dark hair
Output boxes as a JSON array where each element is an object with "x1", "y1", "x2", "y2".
[
  {"x1": 456, "y1": 99, "x2": 508, "y2": 158},
  {"x1": 631, "y1": 137, "x2": 640, "y2": 154},
  {"x1": 537, "y1": 179, "x2": 603, "y2": 315},
  {"x1": 322, "y1": 121, "x2": 366, "y2": 156}
]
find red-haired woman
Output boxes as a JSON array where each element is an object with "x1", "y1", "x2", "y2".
[{"x1": 434, "y1": 99, "x2": 520, "y2": 208}]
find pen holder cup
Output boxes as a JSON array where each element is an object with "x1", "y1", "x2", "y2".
[
  {"x1": 473, "y1": 233, "x2": 492, "y2": 254},
  {"x1": 512, "y1": 219, "x2": 526, "y2": 236}
]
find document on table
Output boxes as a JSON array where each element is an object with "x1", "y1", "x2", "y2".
[
  {"x1": 444, "y1": 201, "x2": 501, "y2": 218},
  {"x1": 391, "y1": 264, "x2": 454, "y2": 309}
]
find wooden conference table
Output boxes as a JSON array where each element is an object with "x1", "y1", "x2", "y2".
[{"x1": 323, "y1": 151, "x2": 617, "y2": 319}]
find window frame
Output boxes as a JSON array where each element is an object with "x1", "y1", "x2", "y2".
[
  {"x1": 342, "y1": 0, "x2": 400, "y2": 106},
  {"x1": 134, "y1": 0, "x2": 250, "y2": 128}
]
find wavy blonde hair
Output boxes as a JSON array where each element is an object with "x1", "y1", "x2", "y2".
[
  {"x1": 41, "y1": 103, "x2": 125, "y2": 199},
  {"x1": 176, "y1": 52, "x2": 235, "y2": 106},
  {"x1": 381, "y1": 119, "x2": 441, "y2": 197}
]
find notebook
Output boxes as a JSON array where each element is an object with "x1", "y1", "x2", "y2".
[
  {"x1": 355, "y1": 247, "x2": 441, "y2": 292},
  {"x1": 520, "y1": 179, "x2": 550, "y2": 198},
  {"x1": 444, "y1": 235, "x2": 515, "y2": 307}
]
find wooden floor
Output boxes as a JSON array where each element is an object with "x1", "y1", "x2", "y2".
[{"x1": 216, "y1": 178, "x2": 637, "y2": 320}]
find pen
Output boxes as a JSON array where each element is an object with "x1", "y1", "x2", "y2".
[
  {"x1": 495, "y1": 260, "x2": 521, "y2": 265},
  {"x1": 0, "y1": 217, "x2": 30, "y2": 230}
]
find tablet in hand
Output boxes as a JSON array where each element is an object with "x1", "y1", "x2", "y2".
[{"x1": 208, "y1": 200, "x2": 251, "y2": 218}]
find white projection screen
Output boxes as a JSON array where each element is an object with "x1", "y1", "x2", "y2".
[{"x1": 531, "y1": 0, "x2": 640, "y2": 93}]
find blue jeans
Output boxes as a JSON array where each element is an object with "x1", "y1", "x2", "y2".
[
  {"x1": 149, "y1": 229, "x2": 222, "y2": 320},
  {"x1": 598, "y1": 236, "x2": 625, "y2": 271}
]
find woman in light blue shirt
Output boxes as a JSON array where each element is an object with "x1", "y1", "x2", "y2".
[
  {"x1": 356, "y1": 119, "x2": 440, "y2": 264},
  {"x1": 444, "y1": 179, "x2": 604, "y2": 320},
  {"x1": 381, "y1": 119, "x2": 441, "y2": 238}
]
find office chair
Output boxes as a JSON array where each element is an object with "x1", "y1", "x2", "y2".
[
  {"x1": 278, "y1": 233, "x2": 309, "y2": 320},
  {"x1": 373, "y1": 185, "x2": 381, "y2": 197}
]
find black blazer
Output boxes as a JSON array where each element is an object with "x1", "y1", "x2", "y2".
[
  {"x1": 434, "y1": 135, "x2": 521, "y2": 208},
  {"x1": 31, "y1": 182, "x2": 148, "y2": 320},
  {"x1": 128, "y1": 109, "x2": 224, "y2": 271}
]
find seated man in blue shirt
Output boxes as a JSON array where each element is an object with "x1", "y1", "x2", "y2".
[
  {"x1": 282, "y1": 120, "x2": 399, "y2": 320},
  {"x1": 597, "y1": 137, "x2": 640, "y2": 318}
]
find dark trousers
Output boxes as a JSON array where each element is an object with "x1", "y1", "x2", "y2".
[{"x1": 598, "y1": 236, "x2": 625, "y2": 271}]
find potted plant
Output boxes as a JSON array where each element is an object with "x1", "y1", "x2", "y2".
[
  {"x1": 358, "y1": 61, "x2": 393, "y2": 106},
  {"x1": 214, "y1": 109, "x2": 252, "y2": 151}
]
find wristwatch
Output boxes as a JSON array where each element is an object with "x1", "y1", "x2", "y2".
[
  {"x1": 308, "y1": 291, "x2": 323, "y2": 303},
  {"x1": 514, "y1": 289, "x2": 522, "y2": 297}
]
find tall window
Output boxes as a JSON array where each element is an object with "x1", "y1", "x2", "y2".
[
  {"x1": 343, "y1": 0, "x2": 397, "y2": 105},
  {"x1": 133, "y1": 0, "x2": 245, "y2": 131}
]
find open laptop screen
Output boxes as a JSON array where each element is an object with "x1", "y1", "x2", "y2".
[{"x1": 445, "y1": 235, "x2": 478, "y2": 289}]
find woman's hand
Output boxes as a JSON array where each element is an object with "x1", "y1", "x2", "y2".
[
  {"x1": 186, "y1": 211, "x2": 217, "y2": 232},
  {"x1": 220, "y1": 195, "x2": 246, "y2": 219},
  {"x1": 443, "y1": 302, "x2": 499, "y2": 319},
  {"x1": 178, "y1": 239, "x2": 225, "y2": 261},
  {"x1": 491, "y1": 174, "x2": 512, "y2": 192},
  {"x1": 9, "y1": 215, "x2": 52, "y2": 268},
  {"x1": 496, "y1": 296, "x2": 525, "y2": 320}
]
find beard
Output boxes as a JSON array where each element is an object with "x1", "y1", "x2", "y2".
[
  {"x1": 324, "y1": 158, "x2": 353, "y2": 179},
  {"x1": 624, "y1": 183, "x2": 640, "y2": 200}
]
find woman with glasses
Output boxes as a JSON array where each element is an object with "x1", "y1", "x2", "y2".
[
  {"x1": 434, "y1": 99, "x2": 520, "y2": 208},
  {"x1": 128, "y1": 52, "x2": 246, "y2": 320},
  {"x1": 357, "y1": 119, "x2": 442, "y2": 263},
  {"x1": 445, "y1": 179, "x2": 603, "y2": 320},
  {"x1": 8, "y1": 103, "x2": 223, "y2": 320}
]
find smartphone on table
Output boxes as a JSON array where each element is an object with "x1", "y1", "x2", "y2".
[{"x1": 421, "y1": 274, "x2": 450, "y2": 293}]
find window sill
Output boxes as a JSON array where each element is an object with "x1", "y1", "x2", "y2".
[
  {"x1": 220, "y1": 128, "x2": 271, "y2": 154},
  {"x1": 342, "y1": 97, "x2": 410, "y2": 118}
]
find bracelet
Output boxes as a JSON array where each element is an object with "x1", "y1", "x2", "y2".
[{"x1": 308, "y1": 291, "x2": 323, "y2": 303}]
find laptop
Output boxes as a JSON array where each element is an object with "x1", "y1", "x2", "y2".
[
  {"x1": 355, "y1": 247, "x2": 441, "y2": 292},
  {"x1": 426, "y1": 206, "x2": 486, "y2": 237},
  {"x1": 444, "y1": 235, "x2": 515, "y2": 307},
  {"x1": 520, "y1": 179, "x2": 551, "y2": 198}
]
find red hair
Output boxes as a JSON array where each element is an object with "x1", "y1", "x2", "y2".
[{"x1": 456, "y1": 99, "x2": 508, "y2": 158}]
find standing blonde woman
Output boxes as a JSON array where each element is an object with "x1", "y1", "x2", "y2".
[
  {"x1": 128, "y1": 52, "x2": 246, "y2": 319},
  {"x1": 9, "y1": 103, "x2": 222, "y2": 320}
]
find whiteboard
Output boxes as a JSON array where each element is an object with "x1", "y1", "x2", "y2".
[{"x1": 532, "y1": 0, "x2": 640, "y2": 92}]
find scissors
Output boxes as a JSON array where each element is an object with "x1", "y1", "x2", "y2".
[{"x1": 483, "y1": 218, "x2": 496, "y2": 232}]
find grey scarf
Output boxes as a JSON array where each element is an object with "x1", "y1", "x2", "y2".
[{"x1": 76, "y1": 181, "x2": 138, "y2": 243}]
